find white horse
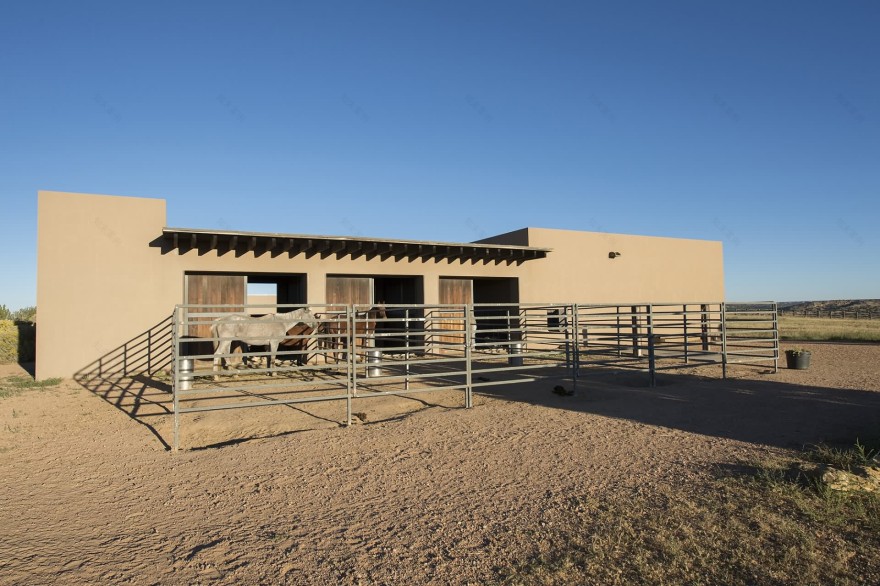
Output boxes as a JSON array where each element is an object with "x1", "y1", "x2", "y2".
[{"x1": 211, "y1": 309, "x2": 320, "y2": 379}]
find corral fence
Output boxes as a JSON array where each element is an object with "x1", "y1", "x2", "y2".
[
  {"x1": 171, "y1": 301, "x2": 778, "y2": 450},
  {"x1": 779, "y1": 309, "x2": 878, "y2": 320}
]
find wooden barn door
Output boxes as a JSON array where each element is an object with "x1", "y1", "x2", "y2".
[
  {"x1": 185, "y1": 274, "x2": 246, "y2": 337},
  {"x1": 325, "y1": 276, "x2": 374, "y2": 356},
  {"x1": 326, "y1": 276, "x2": 373, "y2": 309},
  {"x1": 438, "y1": 278, "x2": 472, "y2": 350}
]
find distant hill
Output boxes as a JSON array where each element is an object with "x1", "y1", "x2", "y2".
[{"x1": 778, "y1": 299, "x2": 880, "y2": 316}]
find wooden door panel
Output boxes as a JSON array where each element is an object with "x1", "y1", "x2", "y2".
[
  {"x1": 438, "y1": 278, "x2": 472, "y2": 349},
  {"x1": 326, "y1": 276, "x2": 373, "y2": 309},
  {"x1": 185, "y1": 274, "x2": 246, "y2": 337}
]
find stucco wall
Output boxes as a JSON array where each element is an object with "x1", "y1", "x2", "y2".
[
  {"x1": 36, "y1": 191, "x2": 724, "y2": 378},
  {"x1": 37, "y1": 191, "x2": 176, "y2": 379},
  {"x1": 515, "y1": 228, "x2": 724, "y2": 304}
]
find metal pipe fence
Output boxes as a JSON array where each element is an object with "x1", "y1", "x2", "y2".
[{"x1": 170, "y1": 301, "x2": 778, "y2": 449}]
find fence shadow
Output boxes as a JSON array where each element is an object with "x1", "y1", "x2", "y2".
[
  {"x1": 73, "y1": 316, "x2": 174, "y2": 450},
  {"x1": 476, "y1": 366, "x2": 880, "y2": 450}
]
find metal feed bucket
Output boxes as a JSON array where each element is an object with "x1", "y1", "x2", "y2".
[
  {"x1": 367, "y1": 350, "x2": 383, "y2": 378},
  {"x1": 508, "y1": 343, "x2": 523, "y2": 367},
  {"x1": 179, "y1": 358, "x2": 194, "y2": 391}
]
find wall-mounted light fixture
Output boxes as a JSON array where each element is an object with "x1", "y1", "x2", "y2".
[{"x1": 608, "y1": 251, "x2": 621, "y2": 259}]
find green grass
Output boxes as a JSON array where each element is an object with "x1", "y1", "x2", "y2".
[
  {"x1": 809, "y1": 439, "x2": 878, "y2": 472},
  {"x1": 497, "y1": 441, "x2": 880, "y2": 586},
  {"x1": 0, "y1": 375, "x2": 63, "y2": 399},
  {"x1": 779, "y1": 315, "x2": 880, "y2": 342}
]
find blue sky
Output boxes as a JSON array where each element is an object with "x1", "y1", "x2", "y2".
[{"x1": 1, "y1": 0, "x2": 877, "y2": 309}]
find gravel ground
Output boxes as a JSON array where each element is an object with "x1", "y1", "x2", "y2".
[{"x1": 1, "y1": 342, "x2": 878, "y2": 585}]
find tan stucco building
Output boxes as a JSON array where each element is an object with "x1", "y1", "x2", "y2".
[{"x1": 37, "y1": 191, "x2": 724, "y2": 378}]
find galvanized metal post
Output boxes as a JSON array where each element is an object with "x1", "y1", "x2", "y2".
[
  {"x1": 346, "y1": 306, "x2": 354, "y2": 426},
  {"x1": 616, "y1": 306, "x2": 622, "y2": 358},
  {"x1": 172, "y1": 306, "x2": 180, "y2": 451},
  {"x1": 772, "y1": 302, "x2": 779, "y2": 374},
  {"x1": 631, "y1": 306, "x2": 640, "y2": 357},
  {"x1": 564, "y1": 337, "x2": 570, "y2": 370},
  {"x1": 647, "y1": 305, "x2": 656, "y2": 387},
  {"x1": 404, "y1": 308, "x2": 410, "y2": 391},
  {"x1": 700, "y1": 304, "x2": 709, "y2": 352},
  {"x1": 571, "y1": 304, "x2": 579, "y2": 391},
  {"x1": 465, "y1": 304, "x2": 473, "y2": 409},
  {"x1": 720, "y1": 302, "x2": 728, "y2": 379},
  {"x1": 683, "y1": 304, "x2": 689, "y2": 365}
]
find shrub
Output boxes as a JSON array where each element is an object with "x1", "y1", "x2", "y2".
[
  {"x1": 13, "y1": 306, "x2": 36, "y2": 323},
  {"x1": 0, "y1": 320, "x2": 36, "y2": 363}
]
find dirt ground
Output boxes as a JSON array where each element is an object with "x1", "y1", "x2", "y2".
[{"x1": 2, "y1": 342, "x2": 879, "y2": 585}]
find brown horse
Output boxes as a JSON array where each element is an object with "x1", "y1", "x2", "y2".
[
  {"x1": 319, "y1": 305, "x2": 388, "y2": 365},
  {"x1": 239, "y1": 323, "x2": 316, "y2": 368}
]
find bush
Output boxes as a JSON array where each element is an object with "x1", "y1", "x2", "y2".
[
  {"x1": 0, "y1": 320, "x2": 36, "y2": 363},
  {"x1": 0, "y1": 305, "x2": 37, "y2": 323},
  {"x1": 13, "y1": 306, "x2": 36, "y2": 323}
]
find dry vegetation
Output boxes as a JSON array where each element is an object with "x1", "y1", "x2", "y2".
[
  {"x1": 780, "y1": 299, "x2": 880, "y2": 315},
  {"x1": 779, "y1": 315, "x2": 880, "y2": 342},
  {"x1": 499, "y1": 444, "x2": 880, "y2": 586}
]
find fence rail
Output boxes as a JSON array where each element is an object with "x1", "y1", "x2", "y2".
[
  {"x1": 779, "y1": 309, "x2": 878, "y2": 320},
  {"x1": 170, "y1": 301, "x2": 778, "y2": 449}
]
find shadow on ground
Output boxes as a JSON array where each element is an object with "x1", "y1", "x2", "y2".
[
  {"x1": 477, "y1": 365, "x2": 880, "y2": 450},
  {"x1": 72, "y1": 329, "x2": 880, "y2": 453}
]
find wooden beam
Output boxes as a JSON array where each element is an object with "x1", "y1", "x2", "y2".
[
  {"x1": 349, "y1": 241, "x2": 366, "y2": 260},
  {"x1": 314, "y1": 240, "x2": 332, "y2": 259},
  {"x1": 364, "y1": 241, "x2": 380, "y2": 260},
  {"x1": 291, "y1": 238, "x2": 309, "y2": 257}
]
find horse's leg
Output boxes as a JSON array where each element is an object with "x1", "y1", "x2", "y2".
[
  {"x1": 213, "y1": 339, "x2": 230, "y2": 381},
  {"x1": 268, "y1": 341, "x2": 278, "y2": 376}
]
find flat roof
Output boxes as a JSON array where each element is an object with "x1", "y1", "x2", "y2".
[{"x1": 160, "y1": 227, "x2": 551, "y2": 263}]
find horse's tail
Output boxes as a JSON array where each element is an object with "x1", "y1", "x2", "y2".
[{"x1": 210, "y1": 320, "x2": 220, "y2": 351}]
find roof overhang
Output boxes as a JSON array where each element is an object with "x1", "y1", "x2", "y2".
[{"x1": 158, "y1": 228, "x2": 551, "y2": 264}]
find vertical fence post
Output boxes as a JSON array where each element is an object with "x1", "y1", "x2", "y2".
[
  {"x1": 647, "y1": 305, "x2": 656, "y2": 387},
  {"x1": 683, "y1": 304, "x2": 689, "y2": 364},
  {"x1": 404, "y1": 307, "x2": 410, "y2": 391},
  {"x1": 720, "y1": 303, "x2": 728, "y2": 379},
  {"x1": 465, "y1": 303, "x2": 473, "y2": 409},
  {"x1": 631, "y1": 306, "x2": 640, "y2": 357},
  {"x1": 346, "y1": 305, "x2": 354, "y2": 426},
  {"x1": 616, "y1": 306, "x2": 622, "y2": 358},
  {"x1": 772, "y1": 302, "x2": 779, "y2": 374},
  {"x1": 571, "y1": 304, "x2": 579, "y2": 390},
  {"x1": 563, "y1": 309, "x2": 571, "y2": 369},
  {"x1": 700, "y1": 304, "x2": 709, "y2": 352},
  {"x1": 172, "y1": 306, "x2": 180, "y2": 451}
]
